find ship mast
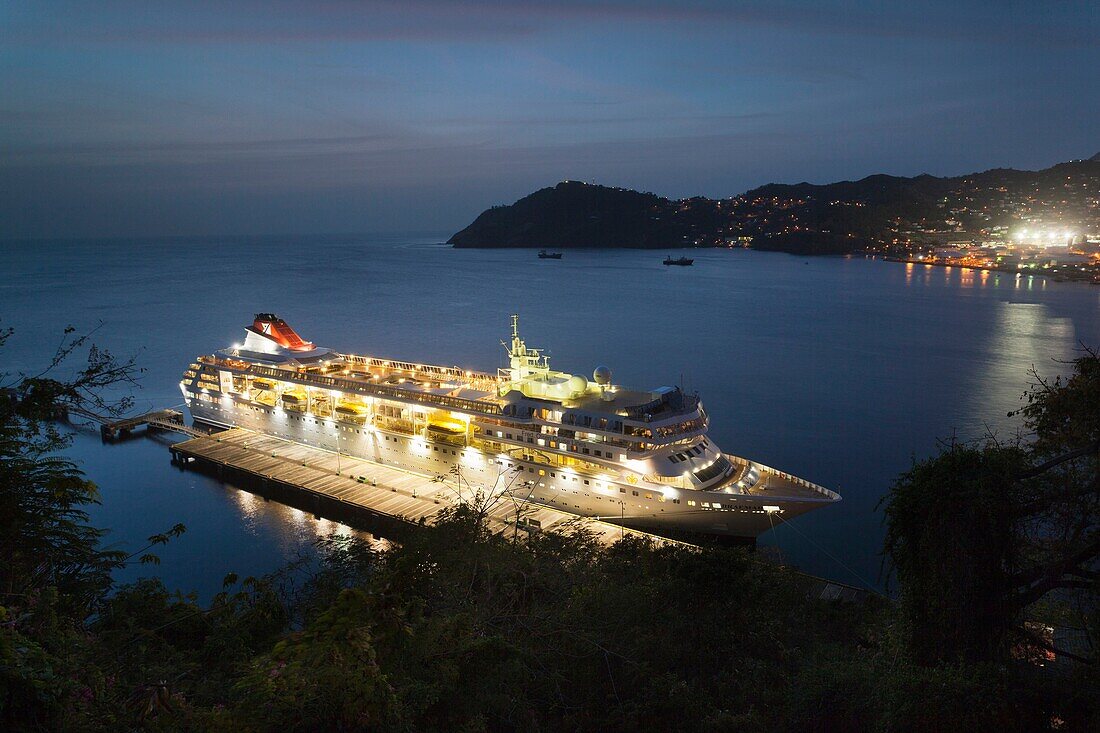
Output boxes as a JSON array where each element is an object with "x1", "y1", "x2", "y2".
[{"x1": 500, "y1": 314, "x2": 553, "y2": 391}]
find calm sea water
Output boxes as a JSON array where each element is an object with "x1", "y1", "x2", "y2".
[{"x1": 3, "y1": 234, "x2": 1098, "y2": 595}]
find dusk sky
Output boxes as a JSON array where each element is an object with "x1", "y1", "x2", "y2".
[{"x1": 3, "y1": 0, "x2": 1098, "y2": 239}]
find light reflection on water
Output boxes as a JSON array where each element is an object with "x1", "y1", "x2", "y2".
[
  {"x1": 229, "y1": 487, "x2": 360, "y2": 546},
  {"x1": 2, "y1": 235, "x2": 1097, "y2": 594},
  {"x1": 959, "y1": 302, "x2": 1074, "y2": 440}
]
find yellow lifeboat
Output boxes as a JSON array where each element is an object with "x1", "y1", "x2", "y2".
[
  {"x1": 335, "y1": 399, "x2": 368, "y2": 424},
  {"x1": 281, "y1": 388, "x2": 308, "y2": 411},
  {"x1": 427, "y1": 417, "x2": 467, "y2": 444},
  {"x1": 252, "y1": 378, "x2": 276, "y2": 391}
]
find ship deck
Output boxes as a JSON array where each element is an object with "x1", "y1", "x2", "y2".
[
  {"x1": 723, "y1": 457, "x2": 839, "y2": 502},
  {"x1": 204, "y1": 351, "x2": 692, "y2": 419},
  {"x1": 202, "y1": 352, "x2": 507, "y2": 414}
]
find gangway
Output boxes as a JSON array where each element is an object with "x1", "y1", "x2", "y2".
[{"x1": 64, "y1": 405, "x2": 207, "y2": 440}]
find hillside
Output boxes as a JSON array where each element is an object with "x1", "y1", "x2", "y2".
[
  {"x1": 450, "y1": 158, "x2": 1100, "y2": 254},
  {"x1": 448, "y1": 181, "x2": 682, "y2": 248}
]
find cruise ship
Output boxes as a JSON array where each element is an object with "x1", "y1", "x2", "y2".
[{"x1": 181, "y1": 314, "x2": 840, "y2": 540}]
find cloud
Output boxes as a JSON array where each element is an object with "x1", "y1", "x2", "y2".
[
  {"x1": 7, "y1": 1, "x2": 1096, "y2": 48},
  {"x1": 4, "y1": 1, "x2": 535, "y2": 46},
  {"x1": 5, "y1": 133, "x2": 404, "y2": 166}
]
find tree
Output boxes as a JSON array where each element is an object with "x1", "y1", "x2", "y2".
[
  {"x1": 0, "y1": 323, "x2": 173, "y2": 729},
  {"x1": 432, "y1": 457, "x2": 540, "y2": 539},
  {"x1": 0, "y1": 324, "x2": 148, "y2": 617},
  {"x1": 883, "y1": 349, "x2": 1099, "y2": 666}
]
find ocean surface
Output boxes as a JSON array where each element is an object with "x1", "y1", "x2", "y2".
[{"x1": 3, "y1": 234, "x2": 1098, "y2": 595}]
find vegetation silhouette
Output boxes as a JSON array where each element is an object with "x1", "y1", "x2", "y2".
[{"x1": 1, "y1": 324, "x2": 1096, "y2": 731}]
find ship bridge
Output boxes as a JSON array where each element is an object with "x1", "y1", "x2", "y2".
[{"x1": 496, "y1": 314, "x2": 687, "y2": 415}]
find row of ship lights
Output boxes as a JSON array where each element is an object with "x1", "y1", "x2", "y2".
[
  {"x1": 195, "y1": 376, "x2": 774, "y2": 508},
  {"x1": 210, "y1": 352, "x2": 735, "y2": 495}
]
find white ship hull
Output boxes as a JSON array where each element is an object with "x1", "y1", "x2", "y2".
[
  {"x1": 180, "y1": 314, "x2": 839, "y2": 541},
  {"x1": 185, "y1": 395, "x2": 834, "y2": 540}
]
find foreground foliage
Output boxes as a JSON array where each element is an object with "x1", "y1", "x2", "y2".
[
  {"x1": 1, "y1": 326, "x2": 1097, "y2": 730},
  {"x1": 883, "y1": 348, "x2": 1099, "y2": 672}
]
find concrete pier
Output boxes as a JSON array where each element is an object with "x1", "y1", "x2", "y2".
[
  {"x1": 169, "y1": 428, "x2": 671, "y2": 546},
  {"x1": 168, "y1": 428, "x2": 872, "y2": 600}
]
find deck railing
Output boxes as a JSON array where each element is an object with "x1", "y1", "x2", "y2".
[
  {"x1": 229, "y1": 361, "x2": 505, "y2": 416},
  {"x1": 338, "y1": 353, "x2": 498, "y2": 388}
]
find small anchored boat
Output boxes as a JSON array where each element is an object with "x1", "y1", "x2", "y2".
[
  {"x1": 663, "y1": 256, "x2": 694, "y2": 266},
  {"x1": 538, "y1": 250, "x2": 563, "y2": 259}
]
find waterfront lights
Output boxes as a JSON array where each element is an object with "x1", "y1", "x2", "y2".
[{"x1": 1013, "y1": 227, "x2": 1079, "y2": 246}]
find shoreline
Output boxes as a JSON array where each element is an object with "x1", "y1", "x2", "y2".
[{"x1": 869, "y1": 254, "x2": 1100, "y2": 284}]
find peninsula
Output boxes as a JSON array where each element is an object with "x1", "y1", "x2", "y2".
[{"x1": 449, "y1": 155, "x2": 1100, "y2": 260}]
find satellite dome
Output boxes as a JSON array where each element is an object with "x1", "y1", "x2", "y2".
[
  {"x1": 593, "y1": 365, "x2": 612, "y2": 385},
  {"x1": 568, "y1": 374, "x2": 588, "y2": 395}
]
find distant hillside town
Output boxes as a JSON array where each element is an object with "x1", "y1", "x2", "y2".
[{"x1": 450, "y1": 154, "x2": 1100, "y2": 281}]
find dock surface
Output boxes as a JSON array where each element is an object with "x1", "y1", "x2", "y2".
[
  {"x1": 169, "y1": 428, "x2": 873, "y2": 600},
  {"x1": 170, "y1": 428, "x2": 671, "y2": 546}
]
